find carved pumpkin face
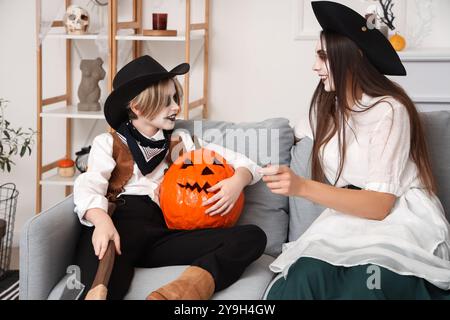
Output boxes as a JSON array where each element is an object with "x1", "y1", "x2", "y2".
[{"x1": 160, "y1": 148, "x2": 245, "y2": 230}]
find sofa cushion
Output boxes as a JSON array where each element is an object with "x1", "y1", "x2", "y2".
[
  {"x1": 124, "y1": 254, "x2": 275, "y2": 300},
  {"x1": 288, "y1": 138, "x2": 326, "y2": 242},
  {"x1": 420, "y1": 111, "x2": 450, "y2": 222},
  {"x1": 175, "y1": 118, "x2": 294, "y2": 257},
  {"x1": 47, "y1": 254, "x2": 275, "y2": 300}
]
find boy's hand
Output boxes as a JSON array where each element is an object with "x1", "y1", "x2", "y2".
[
  {"x1": 86, "y1": 208, "x2": 122, "y2": 260},
  {"x1": 202, "y1": 170, "x2": 250, "y2": 216},
  {"x1": 92, "y1": 218, "x2": 122, "y2": 260}
]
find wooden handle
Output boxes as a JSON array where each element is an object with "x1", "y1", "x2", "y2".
[
  {"x1": 85, "y1": 241, "x2": 116, "y2": 300},
  {"x1": 192, "y1": 135, "x2": 202, "y2": 150},
  {"x1": 85, "y1": 202, "x2": 117, "y2": 300},
  {"x1": 92, "y1": 240, "x2": 116, "y2": 288}
]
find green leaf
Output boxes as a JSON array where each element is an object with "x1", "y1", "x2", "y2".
[
  {"x1": 20, "y1": 145, "x2": 26, "y2": 157},
  {"x1": 3, "y1": 131, "x2": 10, "y2": 139},
  {"x1": 6, "y1": 161, "x2": 11, "y2": 172}
]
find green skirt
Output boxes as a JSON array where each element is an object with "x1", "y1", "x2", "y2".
[{"x1": 267, "y1": 257, "x2": 450, "y2": 300}]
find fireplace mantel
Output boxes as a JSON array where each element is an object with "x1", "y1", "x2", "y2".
[
  {"x1": 392, "y1": 47, "x2": 450, "y2": 112},
  {"x1": 398, "y1": 47, "x2": 450, "y2": 63}
]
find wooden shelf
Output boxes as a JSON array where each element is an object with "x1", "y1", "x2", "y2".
[
  {"x1": 42, "y1": 32, "x2": 104, "y2": 40},
  {"x1": 36, "y1": 0, "x2": 210, "y2": 213},
  {"x1": 40, "y1": 105, "x2": 105, "y2": 120},
  {"x1": 40, "y1": 172, "x2": 80, "y2": 186},
  {"x1": 115, "y1": 34, "x2": 203, "y2": 42}
]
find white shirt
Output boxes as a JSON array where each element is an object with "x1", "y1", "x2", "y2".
[
  {"x1": 273, "y1": 93, "x2": 450, "y2": 290},
  {"x1": 74, "y1": 129, "x2": 262, "y2": 227}
]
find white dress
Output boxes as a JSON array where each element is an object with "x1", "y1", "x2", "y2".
[{"x1": 271, "y1": 93, "x2": 450, "y2": 290}]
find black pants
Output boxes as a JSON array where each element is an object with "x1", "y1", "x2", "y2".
[{"x1": 73, "y1": 195, "x2": 267, "y2": 300}]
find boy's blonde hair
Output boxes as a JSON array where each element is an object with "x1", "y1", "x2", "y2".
[{"x1": 127, "y1": 78, "x2": 183, "y2": 120}]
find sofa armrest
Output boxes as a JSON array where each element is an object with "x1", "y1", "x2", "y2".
[{"x1": 20, "y1": 195, "x2": 81, "y2": 300}]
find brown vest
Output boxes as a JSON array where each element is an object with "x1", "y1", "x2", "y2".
[
  {"x1": 105, "y1": 132, "x2": 186, "y2": 203},
  {"x1": 105, "y1": 132, "x2": 134, "y2": 203}
]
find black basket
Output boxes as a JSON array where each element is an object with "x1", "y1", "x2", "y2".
[{"x1": 0, "y1": 183, "x2": 19, "y2": 280}]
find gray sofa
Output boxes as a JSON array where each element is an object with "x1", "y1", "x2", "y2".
[{"x1": 20, "y1": 112, "x2": 450, "y2": 300}]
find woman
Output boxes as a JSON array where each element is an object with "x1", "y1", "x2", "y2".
[{"x1": 262, "y1": 1, "x2": 450, "y2": 299}]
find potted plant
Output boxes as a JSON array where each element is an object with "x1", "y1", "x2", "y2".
[
  {"x1": 0, "y1": 98, "x2": 36, "y2": 279},
  {"x1": 1, "y1": 98, "x2": 36, "y2": 172}
]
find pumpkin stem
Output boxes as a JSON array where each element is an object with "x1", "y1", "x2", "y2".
[{"x1": 192, "y1": 135, "x2": 202, "y2": 150}]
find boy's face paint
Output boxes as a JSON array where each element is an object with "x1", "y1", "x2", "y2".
[
  {"x1": 131, "y1": 80, "x2": 181, "y2": 135},
  {"x1": 147, "y1": 80, "x2": 181, "y2": 131}
]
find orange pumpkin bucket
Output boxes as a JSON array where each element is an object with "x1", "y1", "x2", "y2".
[{"x1": 160, "y1": 148, "x2": 245, "y2": 230}]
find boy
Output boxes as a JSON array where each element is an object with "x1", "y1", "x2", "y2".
[{"x1": 73, "y1": 55, "x2": 267, "y2": 300}]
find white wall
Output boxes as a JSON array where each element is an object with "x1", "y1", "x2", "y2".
[
  {"x1": 1, "y1": 0, "x2": 449, "y2": 250},
  {"x1": 0, "y1": 0, "x2": 38, "y2": 248},
  {"x1": 208, "y1": 0, "x2": 317, "y2": 124}
]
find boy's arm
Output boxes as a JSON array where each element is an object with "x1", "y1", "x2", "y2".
[
  {"x1": 173, "y1": 130, "x2": 262, "y2": 186},
  {"x1": 74, "y1": 133, "x2": 116, "y2": 227},
  {"x1": 206, "y1": 141, "x2": 261, "y2": 185},
  {"x1": 233, "y1": 167, "x2": 253, "y2": 187}
]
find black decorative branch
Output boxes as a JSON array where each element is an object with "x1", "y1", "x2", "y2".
[{"x1": 379, "y1": 0, "x2": 396, "y2": 30}]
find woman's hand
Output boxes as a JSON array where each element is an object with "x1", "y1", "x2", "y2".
[
  {"x1": 86, "y1": 208, "x2": 122, "y2": 260},
  {"x1": 202, "y1": 168, "x2": 251, "y2": 216},
  {"x1": 260, "y1": 165, "x2": 305, "y2": 197}
]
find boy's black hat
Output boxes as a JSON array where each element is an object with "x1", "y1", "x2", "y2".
[
  {"x1": 104, "y1": 55, "x2": 190, "y2": 130},
  {"x1": 312, "y1": 1, "x2": 406, "y2": 76}
]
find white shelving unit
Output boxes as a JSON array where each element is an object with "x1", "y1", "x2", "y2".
[
  {"x1": 36, "y1": 0, "x2": 210, "y2": 213},
  {"x1": 110, "y1": 0, "x2": 210, "y2": 121},
  {"x1": 40, "y1": 172, "x2": 81, "y2": 186},
  {"x1": 40, "y1": 105, "x2": 105, "y2": 119},
  {"x1": 44, "y1": 32, "x2": 103, "y2": 40},
  {"x1": 36, "y1": 2, "x2": 110, "y2": 212},
  {"x1": 115, "y1": 34, "x2": 203, "y2": 42}
]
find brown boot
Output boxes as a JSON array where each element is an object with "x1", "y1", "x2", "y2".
[
  {"x1": 146, "y1": 266, "x2": 215, "y2": 300},
  {"x1": 85, "y1": 284, "x2": 108, "y2": 300}
]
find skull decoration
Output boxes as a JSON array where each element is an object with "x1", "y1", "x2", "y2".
[{"x1": 64, "y1": 5, "x2": 90, "y2": 35}]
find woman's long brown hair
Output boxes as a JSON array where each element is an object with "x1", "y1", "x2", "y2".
[{"x1": 310, "y1": 31, "x2": 436, "y2": 195}]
